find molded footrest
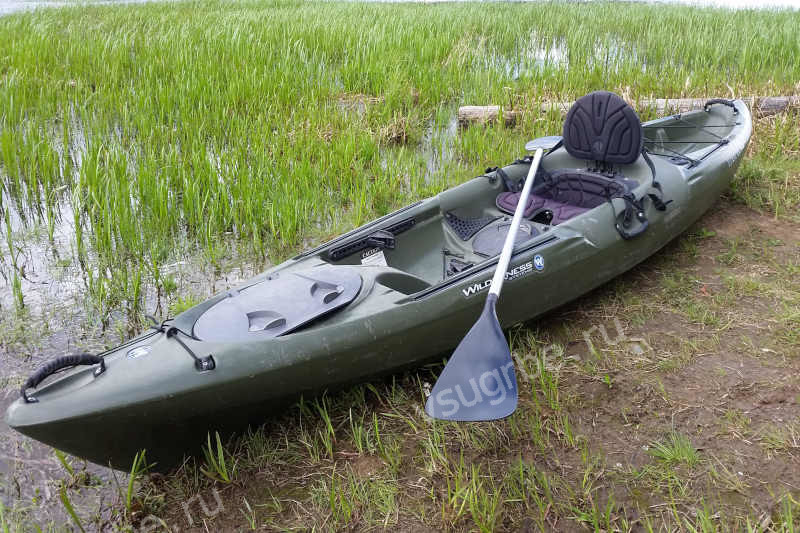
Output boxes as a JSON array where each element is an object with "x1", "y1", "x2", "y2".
[{"x1": 444, "y1": 212, "x2": 499, "y2": 241}]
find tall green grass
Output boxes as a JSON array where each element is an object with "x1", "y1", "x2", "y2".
[{"x1": 0, "y1": 0, "x2": 798, "y2": 320}]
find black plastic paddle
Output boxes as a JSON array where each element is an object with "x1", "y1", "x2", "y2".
[{"x1": 425, "y1": 136, "x2": 561, "y2": 421}]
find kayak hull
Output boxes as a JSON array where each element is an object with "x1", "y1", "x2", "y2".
[{"x1": 5, "y1": 101, "x2": 752, "y2": 468}]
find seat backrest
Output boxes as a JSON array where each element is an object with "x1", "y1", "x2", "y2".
[{"x1": 562, "y1": 91, "x2": 643, "y2": 165}]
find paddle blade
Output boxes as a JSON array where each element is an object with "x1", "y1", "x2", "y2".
[{"x1": 425, "y1": 295, "x2": 518, "y2": 421}]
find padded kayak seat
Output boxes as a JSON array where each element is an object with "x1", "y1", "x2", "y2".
[
  {"x1": 497, "y1": 169, "x2": 638, "y2": 225},
  {"x1": 498, "y1": 91, "x2": 646, "y2": 226},
  {"x1": 497, "y1": 191, "x2": 589, "y2": 225},
  {"x1": 562, "y1": 91, "x2": 643, "y2": 165}
]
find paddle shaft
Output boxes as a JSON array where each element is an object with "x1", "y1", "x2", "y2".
[{"x1": 488, "y1": 148, "x2": 544, "y2": 297}]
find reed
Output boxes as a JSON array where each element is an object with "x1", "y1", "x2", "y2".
[{"x1": 0, "y1": 1, "x2": 798, "y2": 317}]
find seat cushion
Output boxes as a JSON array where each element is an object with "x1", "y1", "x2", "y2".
[
  {"x1": 496, "y1": 192, "x2": 590, "y2": 225},
  {"x1": 496, "y1": 168, "x2": 636, "y2": 225}
]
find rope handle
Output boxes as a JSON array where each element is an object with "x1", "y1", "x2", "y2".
[
  {"x1": 704, "y1": 99, "x2": 738, "y2": 114},
  {"x1": 21, "y1": 354, "x2": 105, "y2": 403}
]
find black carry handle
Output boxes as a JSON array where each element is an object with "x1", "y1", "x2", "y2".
[
  {"x1": 326, "y1": 217, "x2": 415, "y2": 261},
  {"x1": 704, "y1": 99, "x2": 738, "y2": 114},
  {"x1": 21, "y1": 354, "x2": 105, "y2": 403}
]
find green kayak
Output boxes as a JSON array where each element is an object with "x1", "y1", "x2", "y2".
[{"x1": 5, "y1": 93, "x2": 752, "y2": 468}]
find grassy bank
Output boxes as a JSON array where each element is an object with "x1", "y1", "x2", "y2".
[{"x1": 0, "y1": 0, "x2": 799, "y2": 531}]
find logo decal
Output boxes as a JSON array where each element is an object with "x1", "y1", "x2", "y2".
[
  {"x1": 533, "y1": 254, "x2": 544, "y2": 271},
  {"x1": 361, "y1": 247, "x2": 381, "y2": 259},
  {"x1": 361, "y1": 247, "x2": 387, "y2": 267},
  {"x1": 461, "y1": 260, "x2": 539, "y2": 298},
  {"x1": 462, "y1": 278, "x2": 493, "y2": 297}
]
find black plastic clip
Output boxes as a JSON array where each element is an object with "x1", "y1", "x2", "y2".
[
  {"x1": 616, "y1": 218, "x2": 649, "y2": 240},
  {"x1": 195, "y1": 356, "x2": 216, "y2": 372},
  {"x1": 531, "y1": 208, "x2": 554, "y2": 225},
  {"x1": 365, "y1": 230, "x2": 396, "y2": 250}
]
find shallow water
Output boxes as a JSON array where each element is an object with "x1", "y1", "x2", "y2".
[
  {"x1": 637, "y1": 0, "x2": 799, "y2": 7},
  {"x1": 363, "y1": 0, "x2": 799, "y2": 8},
  {"x1": 0, "y1": 172, "x2": 262, "y2": 526},
  {"x1": 422, "y1": 113, "x2": 459, "y2": 181},
  {"x1": 486, "y1": 34, "x2": 570, "y2": 80},
  {"x1": 0, "y1": 235, "x2": 259, "y2": 527}
]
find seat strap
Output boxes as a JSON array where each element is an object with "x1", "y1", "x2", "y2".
[
  {"x1": 486, "y1": 142, "x2": 562, "y2": 192},
  {"x1": 495, "y1": 167, "x2": 522, "y2": 193},
  {"x1": 608, "y1": 192, "x2": 649, "y2": 240},
  {"x1": 642, "y1": 149, "x2": 671, "y2": 212},
  {"x1": 607, "y1": 150, "x2": 668, "y2": 239}
]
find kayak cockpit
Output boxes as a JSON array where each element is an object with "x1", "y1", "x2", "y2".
[
  {"x1": 185, "y1": 98, "x2": 748, "y2": 344},
  {"x1": 319, "y1": 92, "x2": 656, "y2": 283}
]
